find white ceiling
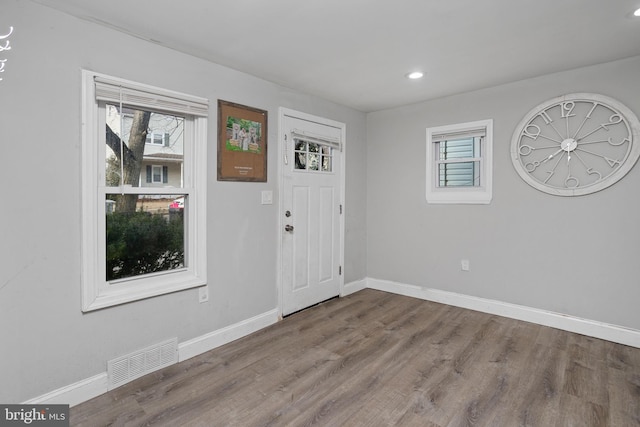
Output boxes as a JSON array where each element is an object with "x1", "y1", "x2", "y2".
[{"x1": 33, "y1": 0, "x2": 640, "y2": 112}]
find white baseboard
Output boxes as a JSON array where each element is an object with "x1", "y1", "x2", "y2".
[
  {"x1": 342, "y1": 278, "x2": 367, "y2": 296},
  {"x1": 23, "y1": 373, "x2": 108, "y2": 407},
  {"x1": 24, "y1": 308, "x2": 280, "y2": 407},
  {"x1": 367, "y1": 277, "x2": 640, "y2": 348},
  {"x1": 178, "y1": 309, "x2": 279, "y2": 362}
]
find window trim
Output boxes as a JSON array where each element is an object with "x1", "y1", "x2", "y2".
[
  {"x1": 426, "y1": 119, "x2": 493, "y2": 204},
  {"x1": 81, "y1": 70, "x2": 208, "y2": 312}
]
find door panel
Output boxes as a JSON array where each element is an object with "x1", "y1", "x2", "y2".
[
  {"x1": 281, "y1": 111, "x2": 343, "y2": 315},
  {"x1": 292, "y1": 185, "x2": 309, "y2": 291},
  {"x1": 319, "y1": 186, "x2": 335, "y2": 283}
]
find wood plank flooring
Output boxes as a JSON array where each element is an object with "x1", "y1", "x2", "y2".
[{"x1": 70, "y1": 289, "x2": 640, "y2": 426}]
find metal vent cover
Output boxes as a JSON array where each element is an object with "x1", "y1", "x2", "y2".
[{"x1": 107, "y1": 337, "x2": 178, "y2": 390}]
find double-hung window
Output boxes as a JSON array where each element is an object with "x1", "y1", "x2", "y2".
[
  {"x1": 426, "y1": 119, "x2": 493, "y2": 204},
  {"x1": 81, "y1": 70, "x2": 208, "y2": 311}
]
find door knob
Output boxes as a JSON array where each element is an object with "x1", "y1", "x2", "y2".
[{"x1": 284, "y1": 224, "x2": 294, "y2": 232}]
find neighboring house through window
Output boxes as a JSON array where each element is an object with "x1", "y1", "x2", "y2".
[
  {"x1": 81, "y1": 70, "x2": 209, "y2": 311},
  {"x1": 426, "y1": 119, "x2": 493, "y2": 204}
]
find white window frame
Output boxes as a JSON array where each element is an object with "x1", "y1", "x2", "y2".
[
  {"x1": 426, "y1": 119, "x2": 493, "y2": 204},
  {"x1": 81, "y1": 70, "x2": 208, "y2": 312}
]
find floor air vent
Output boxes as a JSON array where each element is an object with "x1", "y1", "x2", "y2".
[{"x1": 107, "y1": 337, "x2": 178, "y2": 390}]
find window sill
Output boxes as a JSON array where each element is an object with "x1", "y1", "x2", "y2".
[
  {"x1": 426, "y1": 188, "x2": 492, "y2": 204},
  {"x1": 82, "y1": 270, "x2": 206, "y2": 312}
]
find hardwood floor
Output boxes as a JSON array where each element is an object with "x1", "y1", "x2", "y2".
[{"x1": 70, "y1": 289, "x2": 640, "y2": 426}]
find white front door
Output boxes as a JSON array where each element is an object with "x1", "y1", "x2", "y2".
[{"x1": 280, "y1": 109, "x2": 344, "y2": 316}]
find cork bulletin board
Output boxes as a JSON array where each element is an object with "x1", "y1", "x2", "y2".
[{"x1": 217, "y1": 100, "x2": 267, "y2": 182}]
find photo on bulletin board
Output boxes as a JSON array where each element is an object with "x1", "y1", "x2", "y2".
[{"x1": 217, "y1": 100, "x2": 267, "y2": 182}]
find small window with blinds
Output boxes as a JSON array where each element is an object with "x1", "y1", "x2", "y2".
[
  {"x1": 426, "y1": 119, "x2": 493, "y2": 204},
  {"x1": 81, "y1": 70, "x2": 209, "y2": 311}
]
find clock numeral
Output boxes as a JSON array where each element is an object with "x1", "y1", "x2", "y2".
[
  {"x1": 585, "y1": 102, "x2": 599, "y2": 119},
  {"x1": 565, "y1": 175, "x2": 580, "y2": 188},
  {"x1": 561, "y1": 102, "x2": 575, "y2": 118},
  {"x1": 543, "y1": 170, "x2": 554, "y2": 184},
  {"x1": 525, "y1": 161, "x2": 541, "y2": 172},
  {"x1": 607, "y1": 136, "x2": 629, "y2": 147},
  {"x1": 539, "y1": 110, "x2": 553, "y2": 125},
  {"x1": 519, "y1": 144, "x2": 534, "y2": 156},
  {"x1": 605, "y1": 157, "x2": 621, "y2": 168},
  {"x1": 599, "y1": 114, "x2": 623, "y2": 131},
  {"x1": 586, "y1": 168, "x2": 602, "y2": 181},
  {"x1": 0, "y1": 27, "x2": 13, "y2": 39},
  {"x1": 522, "y1": 124, "x2": 541, "y2": 140}
]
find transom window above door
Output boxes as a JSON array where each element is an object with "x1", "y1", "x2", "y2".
[
  {"x1": 294, "y1": 140, "x2": 333, "y2": 172},
  {"x1": 291, "y1": 129, "x2": 341, "y2": 173}
]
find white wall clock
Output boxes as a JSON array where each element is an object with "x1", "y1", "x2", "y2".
[{"x1": 510, "y1": 93, "x2": 640, "y2": 196}]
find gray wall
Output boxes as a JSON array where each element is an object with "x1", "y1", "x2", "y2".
[
  {"x1": 0, "y1": 1, "x2": 367, "y2": 403},
  {"x1": 367, "y1": 56, "x2": 640, "y2": 331}
]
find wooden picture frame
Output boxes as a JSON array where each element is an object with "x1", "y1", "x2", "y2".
[{"x1": 217, "y1": 100, "x2": 268, "y2": 182}]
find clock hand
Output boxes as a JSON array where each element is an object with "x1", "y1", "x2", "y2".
[{"x1": 542, "y1": 148, "x2": 564, "y2": 163}]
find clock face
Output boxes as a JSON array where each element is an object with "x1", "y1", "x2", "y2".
[{"x1": 510, "y1": 93, "x2": 640, "y2": 196}]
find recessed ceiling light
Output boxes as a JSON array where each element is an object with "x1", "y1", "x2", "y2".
[
  {"x1": 634, "y1": 7, "x2": 640, "y2": 16},
  {"x1": 406, "y1": 71, "x2": 424, "y2": 80}
]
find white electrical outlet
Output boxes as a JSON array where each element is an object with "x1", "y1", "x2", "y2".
[
  {"x1": 461, "y1": 259, "x2": 470, "y2": 271},
  {"x1": 198, "y1": 286, "x2": 209, "y2": 303}
]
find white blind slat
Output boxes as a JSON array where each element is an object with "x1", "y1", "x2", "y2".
[{"x1": 94, "y1": 76, "x2": 208, "y2": 117}]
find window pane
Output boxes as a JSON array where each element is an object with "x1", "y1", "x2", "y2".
[
  {"x1": 295, "y1": 153, "x2": 306, "y2": 169},
  {"x1": 438, "y1": 161, "x2": 480, "y2": 187},
  {"x1": 293, "y1": 138, "x2": 333, "y2": 172},
  {"x1": 439, "y1": 137, "x2": 480, "y2": 160},
  {"x1": 105, "y1": 104, "x2": 184, "y2": 188},
  {"x1": 322, "y1": 155, "x2": 332, "y2": 171},
  {"x1": 321, "y1": 146, "x2": 332, "y2": 172},
  {"x1": 105, "y1": 194, "x2": 185, "y2": 281},
  {"x1": 152, "y1": 165, "x2": 162, "y2": 183},
  {"x1": 308, "y1": 153, "x2": 319, "y2": 170}
]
